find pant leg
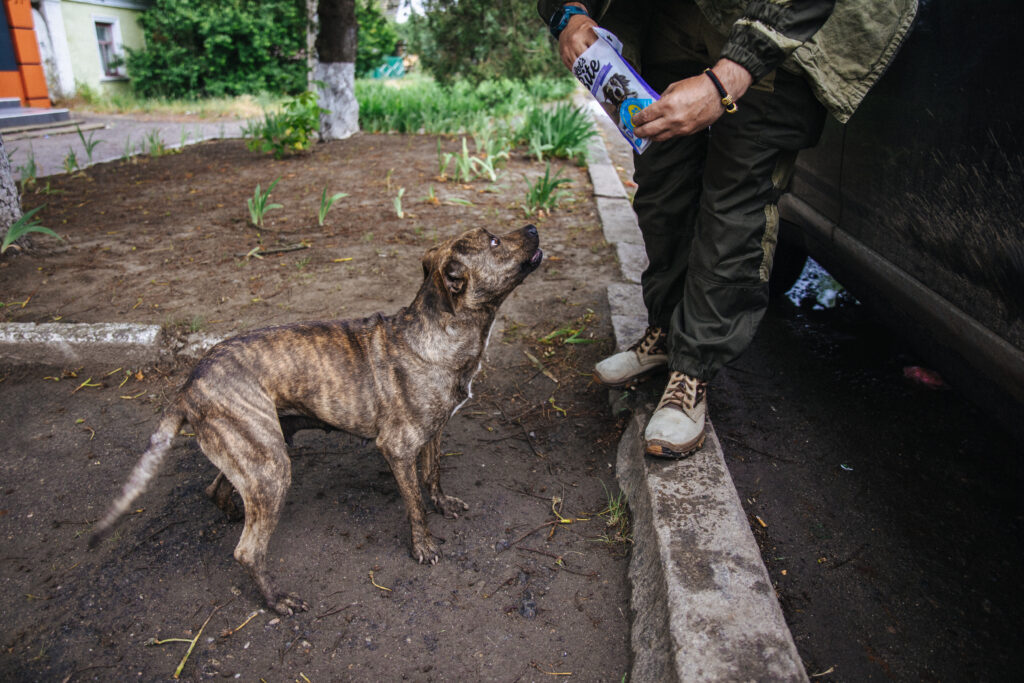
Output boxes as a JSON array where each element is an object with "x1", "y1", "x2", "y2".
[
  {"x1": 632, "y1": 122, "x2": 707, "y2": 331},
  {"x1": 669, "y1": 69, "x2": 826, "y2": 380}
]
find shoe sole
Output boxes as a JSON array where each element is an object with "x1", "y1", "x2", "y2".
[
  {"x1": 592, "y1": 364, "x2": 667, "y2": 390},
  {"x1": 645, "y1": 433, "x2": 706, "y2": 459}
]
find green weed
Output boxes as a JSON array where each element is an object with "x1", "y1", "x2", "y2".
[
  {"x1": 317, "y1": 187, "x2": 349, "y2": 226},
  {"x1": 246, "y1": 178, "x2": 283, "y2": 228},
  {"x1": 394, "y1": 187, "x2": 406, "y2": 219},
  {"x1": 523, "y1": 163, "x2": 572, "y2": 216},
  {"x1": 62, "y1": 149, "x2": 79, "y2": 174},
  {"x1": 245, "y1": 90, "x2": 325, "y2": 159},
  {"x1": 76, "y1": 125, "x2": 103, "y2": 164},
  {"x1": 1, "y1": 205, "x2": 62, "y2": 254},
  {"x1": 16, "y1": 150, "x2": 37, "y2": 192}
]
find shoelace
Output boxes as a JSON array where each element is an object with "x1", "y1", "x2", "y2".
[
  {"x1": 630, "y1": 327, "x2": 667, "y2": 357},
  {"x1": 657, "y1": 371, "x2": 707, "y2": 416}
]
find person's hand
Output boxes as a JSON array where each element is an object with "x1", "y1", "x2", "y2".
[
  {"x1": 558, "y1": 4, "x2": 598, "y2": 69},
  {"x1": 632, "y1": 60, "x2": 753, "y2": 141}
]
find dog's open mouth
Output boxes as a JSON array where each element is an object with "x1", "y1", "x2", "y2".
[{"x1": 523, "y1": 248, "x2": 543, "y2": 272}]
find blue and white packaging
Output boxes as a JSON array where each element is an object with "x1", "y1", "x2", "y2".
[{"x1": 571, "y1": 28, "x2": 659, "y2": 154}]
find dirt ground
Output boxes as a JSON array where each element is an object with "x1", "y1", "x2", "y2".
[{"x1": 0, "y1": 135, "x2": 633, "y2": 681}]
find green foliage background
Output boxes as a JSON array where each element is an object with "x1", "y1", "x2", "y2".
[
  {"x1": 126, "y1": 0, "x2": 309, "y2": 98},
  {"x1": 355, "y1": 0, "x2": 398, "y2": 77},
  {"x1": 402, "y1": 0, "x2": 564, "y2": 84},
  {"x1": 126, "y1": 0, "x2": 399, "y2": 99}
]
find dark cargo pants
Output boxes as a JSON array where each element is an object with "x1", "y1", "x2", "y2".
[{"x1": 613, "y1": 2, "x2": 827, "y2": 381}]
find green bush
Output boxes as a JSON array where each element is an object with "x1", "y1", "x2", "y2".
[
  {"x1": 126, "y1": 0, "x2": 307, "y2": 99},
  {"x1": 403, "y1": 0, "x2": 565, "y2": 84},
  {"x1": 244, "y1": 91, "x2": 325, "y2": 158}
]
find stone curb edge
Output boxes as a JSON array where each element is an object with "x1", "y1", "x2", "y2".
[
  {"x1": 581, "y1": 100, "x2": 808, "y2": 682},
  {"x1": 0, "y1": 321, "x2": 222, "y2": 368}
]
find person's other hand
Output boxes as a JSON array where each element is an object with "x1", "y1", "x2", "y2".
[
  {"x1": 632, "y1": 60, "x2": 753, "y2": 140},
  {"x1": 558, "y1": 4, "x2": 598, "y2": 69}
]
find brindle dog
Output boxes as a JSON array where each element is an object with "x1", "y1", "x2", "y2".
[{"x1": 90, "y1": 225, "x2": 542, "y2": 615}]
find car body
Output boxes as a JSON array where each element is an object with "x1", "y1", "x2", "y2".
[{"x1": 778, "y1": 0, "x2": 1024, "y2": 436}]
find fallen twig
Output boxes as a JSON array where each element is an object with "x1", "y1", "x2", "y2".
[
  {"x1": 219, "y1": 610, "x2": 259, "y2": 638},
  {"x1": 523, "y1": 350, "x2": 559, "y2": 384},
  {"x1": 315, "y1": 601, "x2": 358, "y2": 620},
  {"x1": 146, "y1": 602, "x2": 226, "y2": 679},
  {"x1": 233, "y1": 243, "x2": 310, "y2": 258},
  {"x1": 369, "y1": 570, "x2": 392, "y2": 592}
]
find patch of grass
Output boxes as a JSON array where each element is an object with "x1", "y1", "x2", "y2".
[
  {"x1": 356, "y1": 75, "x2": 576, "y2": 134},
  {"x1": 62, "y1": 85, "x2": 279, "y2": 119},
  {"x1": 518, "y1": 103, "x2": 596, "y2": 164},
  {"x1": 594, "y1": 480, "x2": 632, "y2": 548}
]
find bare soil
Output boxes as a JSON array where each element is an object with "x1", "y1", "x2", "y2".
[{"x1": 0, "y1": 135, "x2": 632, "y2": 681}]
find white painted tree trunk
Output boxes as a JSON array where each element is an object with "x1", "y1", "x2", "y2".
[
  {"x1": 314, "y1": 61, "x2": 359, "y2": 140},
  {"x1": 0, "y1": 136, "x2": 22, "y2": 248}
]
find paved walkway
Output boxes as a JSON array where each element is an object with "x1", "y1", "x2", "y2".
[{"x1": 2, "y1": 111, "x2": 249, "y2": 182}]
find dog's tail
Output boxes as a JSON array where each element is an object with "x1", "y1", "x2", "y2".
[{"x1": 88, "y1": 403, "x2": 186, "y2": 549}]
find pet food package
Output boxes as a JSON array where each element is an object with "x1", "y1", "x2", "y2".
[{"x1": 572, "y1": 27, "x2": 659, "y2": 154}]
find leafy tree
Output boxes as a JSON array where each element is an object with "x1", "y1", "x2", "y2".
[
  {"x1": 126, "y1": 0, "x2": 308, "y2": 99},
  {"x1": 403, "y1": 0, "x2": 565, "y2": 84},
  {"x1": 355, "y1": 0, "x2": 398, "y2": 77}
]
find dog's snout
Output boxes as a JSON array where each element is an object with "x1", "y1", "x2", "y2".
[{"x1": 524, "y1": 224, "x2": 538, "y2": 239}]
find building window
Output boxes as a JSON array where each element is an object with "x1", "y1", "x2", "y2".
[{"x1": 95, "y1": 21, "x2": 123, "y2": 77}]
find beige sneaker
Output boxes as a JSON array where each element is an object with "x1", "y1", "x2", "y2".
[
  {"x1": 644, "y1": 371, "x2": 708, "y2": 458},
  {"x1": 594, "y1": 327, "x2": 668, "y2": 388}
]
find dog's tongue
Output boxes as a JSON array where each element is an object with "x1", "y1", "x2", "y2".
[{"x1": 530, "y1": 249, "x2": 543, "y2": 266}]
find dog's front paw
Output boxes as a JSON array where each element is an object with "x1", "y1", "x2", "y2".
[
  {"x1": 431, "y1": 494, "x2": 469, "y2": 519},
  {"x1": 270, "y1": 593, "x2": 310, "y2": 616},
  {"x1": 411, "y1": 535, "x2": 441, "y2": 565}
]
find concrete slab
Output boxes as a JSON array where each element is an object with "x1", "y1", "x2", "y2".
[
  {"x1": 597, "y1": 196, "x2": 643, "y2": 245},
  {"x1": 617, "y1": 410, "x2": 808, "y2": 682},
  {"x1": 589, "y1": 162, "x2": 628, "y2": 199},
  {"x1": 0, "y1": 322, "x2": 163, "y2": 367},
  {"x1": 616, "y1": 242, "x2": 648, "y2": 283}
]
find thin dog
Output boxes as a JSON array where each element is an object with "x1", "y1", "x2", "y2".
[{"x1": 90, "y1": 225, "x2": 542, "y2": 615}]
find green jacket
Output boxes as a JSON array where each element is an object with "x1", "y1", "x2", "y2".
[{"x1": 539, "y1": 0, "x2": 919, "y2": 122}]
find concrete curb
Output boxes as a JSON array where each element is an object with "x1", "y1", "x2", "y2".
[
  {"x1": 582, "y1": 102, "x2": 808, "y2": 681},
  {"x1": 0, "y1": 321, "x2": 225, "y2": 368}
]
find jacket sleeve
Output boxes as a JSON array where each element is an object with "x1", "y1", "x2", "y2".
[
  {"x1": 537, "y1": 1, "x2": 604, "y2": 25},
  {"x1": 719, "y1": 0, "x2": 836, "y2": 82}
]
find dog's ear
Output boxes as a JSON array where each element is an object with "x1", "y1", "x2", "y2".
[
  {"x1": 438, "y1": 258, "x2": 467, "y2": 313},
  {"x1": 422, "y1": 244, "x2": 443, "y2": 280},
  {"x1": 422, "y1": 255, "x2": 466, "y2": 316}
]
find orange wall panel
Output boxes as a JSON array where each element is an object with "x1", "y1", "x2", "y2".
[
  {"x1": 0, "y1": 69, "x2": 25, "y2": 102},
  {"x1": 4, "y1": 0, "x2": 34, "y2": 30},
  {"x1": 11, "y1": 27, "x2": 39, "y2": 64},
  {"x1": 19, "y1": 64, "x2": 47, "y2": 102}
]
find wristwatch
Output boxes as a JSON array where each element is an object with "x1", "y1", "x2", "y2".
[{"x1": 549, "y1": 4, "x2": 589, "y2": 38}]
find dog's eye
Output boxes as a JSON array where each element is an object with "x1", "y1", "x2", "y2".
[{"x1": 489, "y1": 236, "x2": 500, "y2": 247}]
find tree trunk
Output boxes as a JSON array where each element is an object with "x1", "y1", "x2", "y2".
[
  {"x1": 0, "y1": 135, "x2": 22, "y2": 249},
  {"x1": 315, "y1": 0, "x2": 359, "y2": 140}
]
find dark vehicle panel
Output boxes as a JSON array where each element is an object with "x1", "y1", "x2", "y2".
[{"x1": 779, "y1": 0, "x2": 1024, "y2": 432}]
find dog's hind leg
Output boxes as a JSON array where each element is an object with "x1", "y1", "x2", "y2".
[
  {"x1": 195, "y1": 415, "x2": 308, "y2": 615},
  {"x1": 379, "y1": 439, "x2": 441, "y2": 564},
  {"x1": 205, "y1": 472, "x2": 243, "y2": 521},
  {"x1": 418, "y1": 433, "x2": 468, "y2": 519}
]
